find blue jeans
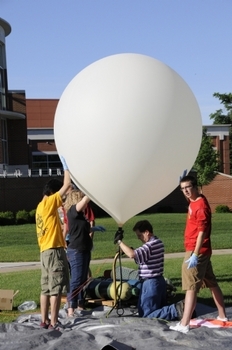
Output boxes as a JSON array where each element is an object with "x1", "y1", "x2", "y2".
[
  {"x1": 146, "y1": 302, "x2": 178, "y2": 320},
  {"x1": 66, "y1": 248, "x2": 90, "y2": 309},
  {"x1": 138, "y1": 276, "x2": 167, "y2": 317},
  {"x1": 138, "y1": 276, "x2": 178, "y2": 320}
]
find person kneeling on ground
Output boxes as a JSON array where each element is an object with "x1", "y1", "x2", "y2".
[{"x1": 114, "y1": 220, "x2": 193, "y2": 321}]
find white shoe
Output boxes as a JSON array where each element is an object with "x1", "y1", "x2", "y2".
[
  {"x1": 169, "y1": 322, "x2": 189, "y2": 334},
  {"x1": 217, "y1": 316, "x2": 228, "y2": 321}
]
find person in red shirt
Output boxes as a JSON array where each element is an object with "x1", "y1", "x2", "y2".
[
  {"x1": 84, "y1": 203, "x2": 95, "y2": 238},
  {"x1": 170, "y1": 175, "x2": 227, "y2": 334}
]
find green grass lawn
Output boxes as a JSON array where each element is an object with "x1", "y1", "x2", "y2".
[
  {"x1": 0, "y1": 213, "x2": 232, "y2": 262},
  {"x1": 1, "y1": 255, "x2": 231, "y2": 323},
  {"x1": 1, "y1": 212, "x2": 231, "y2": 323}
]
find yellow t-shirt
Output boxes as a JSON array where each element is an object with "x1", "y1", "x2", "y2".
[{"x1": 36, "y1": 192, "x2": 65, "y2": 252}]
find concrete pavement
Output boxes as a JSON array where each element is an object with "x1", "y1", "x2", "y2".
[{"x1": 0, "y1": 249, "x2": 231, "y2": 273}]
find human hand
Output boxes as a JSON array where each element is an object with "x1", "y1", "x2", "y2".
[
  {"x1": 114, "y1": 228, "x2": 124, "y2": 244},
  {"x1": 60, "y1": 156, "x2": 68, "y2": 171},
  {"x1": 91, "y1": 225, "x2": 106, "y2": 232},
  {"x1": 179, "y1": 169, "x2": 187, "y2": 182},
  {"x1": 185, "y1": 253, "x2": 198, "y2": 269}
]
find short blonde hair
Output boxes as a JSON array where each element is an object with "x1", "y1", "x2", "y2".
[{"x1": 64, "y1": 189, "x2": 84, "y2": 212}]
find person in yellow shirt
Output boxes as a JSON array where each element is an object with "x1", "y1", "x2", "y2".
[{"x1": 36, "y1": 156, "x2": 71, "y2": 329}]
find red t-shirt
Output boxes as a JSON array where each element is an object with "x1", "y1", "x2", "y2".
[
  {"x1": 184, "y1": 195, "x2": 212, "y2": 255},
  {"x1": 84, "y1": 204, "x2": 95, "y2": 223}
]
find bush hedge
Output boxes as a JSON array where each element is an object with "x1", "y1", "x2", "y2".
[
  {"x1": 1, "y1": 204, "x2": 230, "y2": 225},
  {"x1": 15, "y1": 210, "x2": 31, "y2": 225},
  {"x1": 215, "y1": 205, "x2": 231, "y2": 213},
  {"x1": 0, "y1": 211, "x2": 15, "y2": 225},
  {"x1": 0, "y1": 210, "x2": 36, "y2": 225},
  {"x1": 29, "y1": 209, "x2": 36, "y2": 223}
]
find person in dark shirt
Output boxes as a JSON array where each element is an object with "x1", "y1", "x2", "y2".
[{"x1": 64, "y1": 190, "x2": 104, "y2": 317}]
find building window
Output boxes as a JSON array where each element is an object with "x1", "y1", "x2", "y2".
[
  {"x1": 0, "y1": 65, "x2": 6, "y2": 111},
  {"x1": 0, "y1": 117, "x2": 8, "y2": 164},
  {"x1": 32, "y1": 154, "x2": 61, "y2": 170}
]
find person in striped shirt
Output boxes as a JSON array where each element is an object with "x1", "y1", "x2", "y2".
[{"x1": 114, "y1": 220, "x2": 186, "y2": 320}]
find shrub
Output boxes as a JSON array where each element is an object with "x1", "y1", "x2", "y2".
[
  {"x1": 29, "y1": 209, "x2": 36, "y2": 224},
  {"x1": 215, "y1": 205, "x2": 231, "y2": 213},
  {"x1": 15, "y1": 210, "x2": 30, "y2": 224},
  {"x1": 0, "y1": 211, "x2": 15, "y2": 225}
]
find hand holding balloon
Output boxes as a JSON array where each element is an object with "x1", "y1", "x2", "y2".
[
  {"x1": 114, "y1": 228, "x2": 124, "y2": 244},
  {"x1": 179, "y1": 169, "x2": 188, "y2": 182},
  {"x1": 60, "y1": 156, "x2": 69, "y2": 171},
  {"x1": 91, "y1": 225, "x2": 106, "y2": 232}
]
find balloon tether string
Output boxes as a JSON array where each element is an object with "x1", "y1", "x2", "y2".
[{"x1": 106, "y1": 227, "x2": 124, "y2": 318}]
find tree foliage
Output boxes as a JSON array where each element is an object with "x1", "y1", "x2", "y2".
[
  {"x1": 193, "y1": 128, "x2": 219, "y2": 187},
  {"x1": 210, "y1": 92, "x2": 232, "y2": 174},
  {"x1": 210, "y1": 92, "x2": 232, "y2": 124}
]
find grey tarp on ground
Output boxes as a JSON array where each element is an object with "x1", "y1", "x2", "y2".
[{"x1": 0, "y1": 304, "x2": 232, "y2": 350}]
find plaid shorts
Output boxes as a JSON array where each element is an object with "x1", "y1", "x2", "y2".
[
  {"x1": 41, "y1": 247, "x2": 70, "y2": 296},
  {"x1": 182, "y1": 251, "x2": 218, "y2": 292}
]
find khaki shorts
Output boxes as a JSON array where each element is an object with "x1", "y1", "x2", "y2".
[
  {"x1": 41, "y1": 247, "x2": 70, "y2": 296},
  {"x1": 182, "y1": 251, "x2": 218, "y2": 292}
]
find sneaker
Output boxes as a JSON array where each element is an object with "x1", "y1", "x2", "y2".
[
  {"x1": 40, "y1": 321, "x2": 50, "y2": 329},
  {"x1": 48, "y1": 321, "x2": 63, "y2": 331},
  {"x1": 169, "y1": 322, "x2": 190, "y2": 334},
  {"x1": 217, "y1": 316, "x2": 228, "y2": 321},
  {"x1": 175, "y1": 300, "x2": 185, "y2": 320}
]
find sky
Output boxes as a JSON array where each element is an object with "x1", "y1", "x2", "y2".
[{"x1": 1, "y1": 0, "x2": 232, "y2": 125}]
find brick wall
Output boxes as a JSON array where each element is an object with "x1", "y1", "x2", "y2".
[
  {"x1": 0, "y1": 177, "x2": 189, "y2": 215},
  {"x1": 26, "y1": 99, "x2": 58, "y2": 128},
  {"x1": 1, "y1": 173, "x2": 232, "y2": 215},
  {"x1": 0, "y1": 177, "x2": 62, "y2": 212},
  {"x1": 31, "y1": 140, "x2": 56, "y2": 153},
  {"x1": 202, "y1": 173, "x2": 232, "y2": 212}
]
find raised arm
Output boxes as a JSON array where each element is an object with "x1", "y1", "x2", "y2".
[
  {"x1": 76, "y1": 195, "x2": 90, "y2": 212},
  {"x1": 58, "y1": 157, "x2": 71, "y2": 198}
]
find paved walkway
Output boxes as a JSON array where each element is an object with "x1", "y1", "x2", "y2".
[{"x1": 0, "y1": 249, "x2": 231, "y2": 273}]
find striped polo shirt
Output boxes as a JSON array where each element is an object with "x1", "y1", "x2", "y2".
[{"x1": 134, "y1": 236, "x2": 164, "y2": 278}]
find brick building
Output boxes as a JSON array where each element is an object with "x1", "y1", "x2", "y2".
[
  {"x1": 26, "y1": 99, "x2": 59, "y2": 174},
  {"x1": 25, "y1": 98, "x2": 231, "y2": 176},
  {"x1": 0, "y1": 17, "x2": 231, "y2": 214},
  {"x1": 202, "y1": 172, "x2": 232, "y2": 212}
]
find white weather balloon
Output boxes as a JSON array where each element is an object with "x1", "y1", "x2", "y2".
[{"x1": 54, "y1": 53, "x2": 202, "y2": 226}]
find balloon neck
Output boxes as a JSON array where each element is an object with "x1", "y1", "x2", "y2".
[{"x1": 117, "y1": 226, "x2": 123, "y2": 231}]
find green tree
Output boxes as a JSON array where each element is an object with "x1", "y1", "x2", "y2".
[
  {"x1": 193, "y1": 128, "x2": 219, "y2": 187},
  {"x1": 210, "y1": 92, "x2": 232, "y2": 173}
]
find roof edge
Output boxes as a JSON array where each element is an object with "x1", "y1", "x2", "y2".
[{"x1": 0, "y1": 18, "x2": 11, "y2": 37}]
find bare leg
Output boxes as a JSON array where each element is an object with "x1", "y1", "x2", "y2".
[
  {"x1": 210, "y1": 286, "x2": 227, "y2": 319},
  {"x1": 181, "y1": 290, "x2": 197, "y2": 326},
  {"x1": 50, "y1": 294, "x2": 61, "y2": 326},
  {"x1": 67, "y1": 307, "x2": 74, "y2": 316},
  {"x1": 40, "y1": 294, "x2": 50, "y2": 323}
]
